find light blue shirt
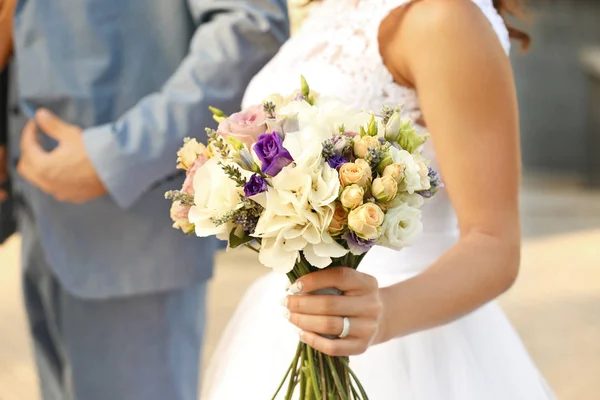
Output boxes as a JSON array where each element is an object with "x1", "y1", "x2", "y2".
[{"x1": 8, "y1": 0, "x2": 288, "y2": 298}]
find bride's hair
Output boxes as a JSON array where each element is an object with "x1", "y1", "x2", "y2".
[{"x1": 493, "y1": 0, "x2": 531, "y2": 49}]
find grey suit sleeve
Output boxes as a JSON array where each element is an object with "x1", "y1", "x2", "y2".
[{"x1": 83, "y1": 0, "x2": 288, "y2": 209}]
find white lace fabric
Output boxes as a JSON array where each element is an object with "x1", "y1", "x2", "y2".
[{"x1": 243, "y1": 0, "x2": 510, "y2": 120}]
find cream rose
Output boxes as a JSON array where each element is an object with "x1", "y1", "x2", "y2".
[
  {"x1": 348, "y1": 203, "x2": 385, "y2": 240},
  {"x1": 340, "y1": 184, "x2": 364, "y2": 210},
  {"x1": 353, "y1": 135, "x2": 380, "y2": 159},
  {"x1": 339, "y1": 159, "x2": 372, "y2": 188},
  {"x1": 382, "y1": 163, "x2": 405, "y2": 183},
  {"x1": 372, "y1": 175, "x2": 398, "y2": 203}
]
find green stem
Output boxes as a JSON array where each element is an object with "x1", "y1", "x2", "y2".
[
  {"x1": 349, "y1": 383, "x2": 361, "y2": 400},
  {"x1": 284, "y1": 342, "x2": 304, "y2": 400},
  {"x1": 306, "y1": 346, "x2": 323, "y2": 399},
  {"x1": 318, "y1": 352, "x2": 327, "y2": 400},
  {"x1": 272, "y1": 343, "x2": 300, "y2": 400},
  {"x1": 245, "y1": 243, "x2": 260, "y2": 253},
  {"x1": 326, "y1": 356, "x2": 348, "y2": 400},
  {"x1": 300, "y1": 346, "x2": 308, "y2": 399},
  {"x1": 339, "y1": 358, "x2": 368, "y2": 400},
  {"x1": 305, "y1": 372, "x2": 314, "y2": 400}
]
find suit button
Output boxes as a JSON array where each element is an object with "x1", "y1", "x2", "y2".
[{"x1": 10, "y1": 105, "x2": 20, "y2": 116}]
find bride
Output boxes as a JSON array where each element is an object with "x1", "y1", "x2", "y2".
[{"x1": 203, "y1": 0, "x2": 556, "y2": 398}]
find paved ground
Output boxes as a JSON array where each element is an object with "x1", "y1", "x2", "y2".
[{"x1": 1, "y1": 176, "x2": 600, "y2": 400}]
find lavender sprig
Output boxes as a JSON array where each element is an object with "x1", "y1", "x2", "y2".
[
  {"x1": 206, "y1": 128, "x2": 230, "y2": 157},
  {"x1": 263, "y1": 101, "x2": 276, "y2": 119},
  {"x1": 365, "y1": 147, "x2": 383, "y2": 171},
  {"x1": 220, "y1": 163, "x2": 247, "y2": 187},
  {"x1": 165, "y1": 190, "x2": 194, "y2": 206},
  {"x1": 418, "y1": 167, "x2": 444, "y2": 198}
]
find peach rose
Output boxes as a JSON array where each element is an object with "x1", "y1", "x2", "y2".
[
  {"x1": 339, "y1": 159, "x2": 372, "y2": 188},
  {"x1": 340, "y1": 184, "x2": 364, "y2": 210},
  {"x1": 328, "y1": 202, "x2": 348, "y2": 236},
  {"x1": 372, "y1": 175, "x2": 398, "y2": 203},
  {"x1": 348, "y1": 203, "x2": 385, "y2": 240}
]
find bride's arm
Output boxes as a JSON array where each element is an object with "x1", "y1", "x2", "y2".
[
  {"x1": 376, "y1": 0, "x2": 521, "y2": 342},
  {"x1": 283, "y1": 0, "x2": 521, "y2": 356}
]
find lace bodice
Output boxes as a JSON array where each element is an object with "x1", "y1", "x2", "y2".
[
  {"x1": 243, "y1": 0, "x2": 509, "y2": 115},
  {"x1": 242, "y1": 0, "x2": 511, "y2": 273}
]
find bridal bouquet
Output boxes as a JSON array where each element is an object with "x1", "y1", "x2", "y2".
[{"x1": 166, "y1": 77, "x2": 441, "y2": 399}]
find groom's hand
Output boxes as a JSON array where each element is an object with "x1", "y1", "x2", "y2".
[{"x1": 18, "y1": 109, "x2": 107, "y2": 203}]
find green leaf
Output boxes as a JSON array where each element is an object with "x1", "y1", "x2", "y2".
[
  {"x1": 300, "y1": 75, "x2": 310, "y2": 98},
  {"x1": 228, "y1": 228, "x2": 254, "y2": 248},
  {"x1": 208, "y1": 106, "x2": 226, "y2": 117}
]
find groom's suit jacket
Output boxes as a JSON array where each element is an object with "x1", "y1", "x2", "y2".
[{"x1": 5, "y1": 0, "x2": 288, "y2": 299}]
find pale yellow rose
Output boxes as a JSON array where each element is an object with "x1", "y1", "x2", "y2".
[
  {"x1": 353, "y1": 135, "x2": 380, "y2": 159},
  {"x1": 176, "y1": 138, "x2": 208, "y2": 171},
  {"x1": 339, "y1": 159, "x2": 372, "y2": 188},
  {"x1": 328, "y1": 202, "x2": 348, "y2": 236},
  {"x1": 348, "y1": 203, "x2": 385, "y2": 240},
  {"x1": 340, "y1": 184, "x2": 364, "y2": 210},
  {"x1": 383, "y1": 163, "x2": 405, "y2": 183},
  {"x1": 372, "y1": 175, "x2": 398, "y2": 203}
]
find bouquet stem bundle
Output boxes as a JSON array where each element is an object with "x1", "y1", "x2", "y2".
[{"x1": 271, "y1": 253, "x2": 368, "y2": 400}]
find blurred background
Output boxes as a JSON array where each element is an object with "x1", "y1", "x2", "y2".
[{"x1": 2, "y1": 0, "x2": 600, "y2": 399}]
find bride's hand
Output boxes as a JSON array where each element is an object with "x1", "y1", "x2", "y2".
[{"x1": 283, "y1": 267, "x2": 384, "y2": 357}]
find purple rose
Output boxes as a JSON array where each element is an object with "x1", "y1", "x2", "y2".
[
  {"x1": 327, "y1": 155, "x2": 348, "y2": 170},
  {"x1": 343, "y1": 231, "x2": 376, "y2": 255},
  {"x1": 254, "y1": 132, "x2": 294, "y2": 176},
  {"x1": 244, "y1": 173, "x2": 268, "y2": 197}
]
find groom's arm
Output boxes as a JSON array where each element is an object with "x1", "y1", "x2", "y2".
[{"x1": 83, "y1": 0, "x2": 289, "y2": 209}]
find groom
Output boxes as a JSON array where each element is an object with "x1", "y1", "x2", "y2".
[{"x1": 0, "y1": 0, "x2": 288, "y2": 399}]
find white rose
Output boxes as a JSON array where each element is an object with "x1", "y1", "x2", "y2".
[
  {"x1": 378, "y1": 203, "x2": 423, "y2": 250},
  {"x1": 188, "y1": 158, "x2": 243, "y2": 240},
  {"x1": 389, "y1": 147, "x2": 424, "y2": 193}
]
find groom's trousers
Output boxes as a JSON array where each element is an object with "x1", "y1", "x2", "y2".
[{"x1": 19, "y1": 205, "x2": 208, "y2": 400}]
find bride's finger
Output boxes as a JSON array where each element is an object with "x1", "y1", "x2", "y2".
[
  {"x1": 287, "y1": 313, "x2": 376, "y2": 338},
  {"x1": 288, "y1": 267, "x2": 378, "y2": 295},
  {"x1": 284, "y1": 293, "x2": 380, "y2": 318},
  {"x1": 299, "y1": 330, "x2": 368, "y2": 357}
]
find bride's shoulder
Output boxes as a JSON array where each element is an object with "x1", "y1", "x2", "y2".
[{"x1": 379, "y1": 0, "x2": 510, "y2": 86}]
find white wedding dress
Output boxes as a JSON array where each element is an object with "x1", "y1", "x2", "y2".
[{"x1": 202, "y1": 0, "x2": 556, "y2": 398}]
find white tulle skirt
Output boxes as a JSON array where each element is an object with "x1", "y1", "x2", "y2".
[{"x1": 202, "y1": 245, "x2": 555, "y2": 400}]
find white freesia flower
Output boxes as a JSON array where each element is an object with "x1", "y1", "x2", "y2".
[
  {"x1": 188, "y1": 158, "x2": 243, "y2": 241},
  {"x1": 378, "y1": 200, "x2": 423, "y2": 250},
  {"x1": 389, "y1": 146, "x2": 426, "y2": 193}
]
